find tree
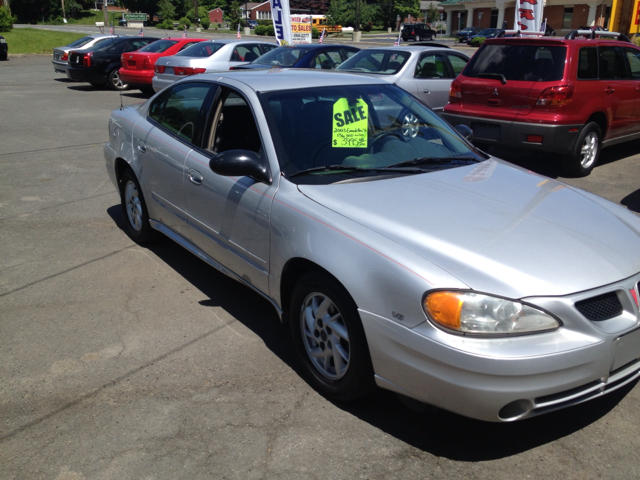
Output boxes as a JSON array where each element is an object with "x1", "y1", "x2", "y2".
[
  {"x1": 425, "y1": 4, "x2": 439, "y2": 24},
  {"x1": 326, "y1": 0, "x2": 379, "y2": 29},
  {"x1": 225, "y1": 0, "x2": 242, "y2": 28},
  {"x1": 393, "y1": 0, "x2": 419, "y2": 22},
  {"x1": 157, "y1": 0, "x2": 176, "y2": 21}
]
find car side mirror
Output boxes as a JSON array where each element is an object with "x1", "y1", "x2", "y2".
[
  {"x1": 209, "y1": 149, "x2": 271, "y2": 184},
  {"x1": 455, "y1": 124, "x2": 474, "y2": 142}
]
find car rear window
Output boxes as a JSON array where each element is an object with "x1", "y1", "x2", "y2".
[
  {"x1": 463, "y1": 44, "x2": 567, "y2": 82},
  {"x1": 176, "y1": 42, "x2": 224, "y2": 57},
  {"x1": 138, "y1": 40, "x2": 178, "y2": 53},
  {"x1": 66, "y1": 36, "x2": 96, "y2": 48}
]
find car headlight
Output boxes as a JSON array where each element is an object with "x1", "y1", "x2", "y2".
[{"x1": 423, "y1": 291, "x2": 560, "y2": 335}]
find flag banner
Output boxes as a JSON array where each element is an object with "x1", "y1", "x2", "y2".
[
  {"x1": 269, "y1": 0, "x2": 292, "y2": 45},
  {"x1": 394, "y1": 30, "x2": 401, "y2": 45},
  {"x1": 237, "y1": 23, "x2": 241, "y2": 39},
  {"x1": 109, "y1": 22, "x2": 114, "y2": 34},
  {"x1": 182, "y1": 26, "x2": 187, "y2": 38},
  {"x1": 139, "y1": 27, "x2": 144, "y2": 37},
  {"x1": 318, "y1": 27, "x2": 326, "y2": 44},
  {"x1": 515, "y1": 0, "x2": 543, "y2": 32}
]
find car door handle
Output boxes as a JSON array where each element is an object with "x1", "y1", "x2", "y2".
[
  {"x1": 422, "y1": 89, "x2": 431, "y2": 94},
  {"x1": 137, "y1": 141, "x2": 146, "y2": 153},
  {"x1": 604, "y1": 87, "x2": 615, "y2": 95},
  {"x1": 188, "y1": 169, "x2": 203, "y2": 185}
]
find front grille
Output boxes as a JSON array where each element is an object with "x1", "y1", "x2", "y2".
[{"x1": 575, "y1": 292, "x2": 623, "y2": 321}]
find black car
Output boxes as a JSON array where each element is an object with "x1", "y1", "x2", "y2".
[
  {"x1": 401, "y1": 23, "x2": 437, "y2": 42},
  {"x1": 231, "y1": 44, "x2": 360, "y2": 70},
  {"x1": 0, "y1": 35, "x2": 7, "y2": 61},
  {"x1": 455, "y1": 27, "x2": 482, "y2": 43},
  {"x1": 67, "y1": 37, "x2": 158, "y2": 90},
  {"x1": 119, "y1": 19, "x2": 128, "y2": 27}
]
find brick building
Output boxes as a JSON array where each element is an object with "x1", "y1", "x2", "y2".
[{"x1": 439, "y1": 1, "x2": 613, "y2": 36}]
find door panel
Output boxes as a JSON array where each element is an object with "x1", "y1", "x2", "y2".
[{"x1": 184, "y1": 89, "x2": 276, "y2": 294}]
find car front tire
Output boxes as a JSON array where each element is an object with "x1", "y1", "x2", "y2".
[
  {"x1": 120, "y1": 169, "x2": 157, "y2": 244},
  {"x1": 108, "y1": 68, "x2": 129, "y2": 91},
  {"x1": 563, "y1": 122, "x2": 601, "y2": 177},
  {"x1": 290, "y1": 270, "x2": 375, "y2": 402}
]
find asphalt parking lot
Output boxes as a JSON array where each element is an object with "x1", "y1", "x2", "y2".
[{"x1": 1, "y1": 55, "x2": 640, "y2": 480}]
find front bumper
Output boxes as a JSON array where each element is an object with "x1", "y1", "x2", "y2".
[
  {"x1": 360, "y1": 275, "x2": 640, "y2": 422},
  {"x1": 441, "y1": 111, "x2": 581, "y2": 155}
]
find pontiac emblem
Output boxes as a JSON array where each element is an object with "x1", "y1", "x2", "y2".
[
  {"x1": 492, "y1": 88, "x2": 499, "y2": 96},
  {"x1": 129, "y1": 55, "x2": 133, "y2": 59}
]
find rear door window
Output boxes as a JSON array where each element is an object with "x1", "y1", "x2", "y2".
[
  {"x1": 624, "y1": 47, "x2": 640, "y2": 79},
  {"x1": 577, "y1": 47, "x2": 598, "y2": 79}
]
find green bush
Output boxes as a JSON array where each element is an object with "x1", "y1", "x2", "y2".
[
  {"x1": 312, "y1": 27, "x2": 319, "y2": 39},
  {"x1": 255, "y1": 24, "x2": 274, "y2": 36},
  {"x1": 0, "y1": 6, "x2": 14, "y2": 31},
  {"x1": 201, "y1": 17, "x2": 210, "y2": 29},
  {"x1": 156, "y1": 22, "x2": 175, "y2": 30},
  {"x1": 470, "y1": 36, "x2": 486, "y2": 47},
  {"x1": 361, "y1": 21, "x2": 373, "y2": 32},
  {"x1": 634, "y1": 36, "x2": 640, "y2": 47},
  {"x1": 179, "y1": 17, "x2": 191, "y2": 29}
]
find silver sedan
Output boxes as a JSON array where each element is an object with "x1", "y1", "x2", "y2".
[
  {"x1": 151, "y1": 39, "x2": 278, "y2": 92},
  {"x1": 52, "y1": 34, "x2": 120, "y2": 75},
  {"x1": 336, "y1": 45, "x2": 469, "y2": 113},
  {"x1": 105, "y1": 70, "x2": 640, "y2": 422}
]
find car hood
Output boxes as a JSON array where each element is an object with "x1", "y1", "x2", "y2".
[{"x1": 297, "y1": 160, "x2": 640, "y2": 298}]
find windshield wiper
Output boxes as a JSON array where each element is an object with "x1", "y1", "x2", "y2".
[
  {"x1": 387, "y1": 156, "x2": 480, "y2": 169},
  {"x1": 471, "y1": 73, "x2": 507, "y2": 85},
  {"x1": 289, "y1": 164, "x2": 422, "y2": 178}
]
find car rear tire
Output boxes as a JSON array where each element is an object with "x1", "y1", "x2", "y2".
[
  {"x1": 562, "y1": 122, "x2": 601, "y2": 177},
  {"x1": 429, "y1": 34, "x2": 436, "y2": 40},
  {"x1": 415, "y1": 35, "x2": 421, "y2": 41},
  {"x1": 108, "y1": 68, "x2": 129, "y2": 91},
  {"x1": 120, "y1": 169, "x2": 157, "y2": 244},
  {"x1": 290, "y1": 270, "x2": 375, "y2": 402}
]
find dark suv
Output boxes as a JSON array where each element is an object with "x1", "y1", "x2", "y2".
[
  {"x1": 442, "y1": 30, "x2": 640, "y2": 176},
  {"x1": 401, "y1": 23, "x2": 437, "y2": 42}
]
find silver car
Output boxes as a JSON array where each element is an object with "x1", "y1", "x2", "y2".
[
  {"x1": 151, "y1": 39, "x2": 278, "y2": 92},
  {"x1": 336, "y1": 45, "x2": 469, "y2": 113},
  {"x1": 52, "y1": 34, "x2": 119, "y2": 75},
  {"x1": 105, "y1": 70, "x2": 640, "y2": 422}
]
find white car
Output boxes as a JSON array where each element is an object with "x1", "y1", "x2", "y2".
[{"x1": 151, "y1": 39, "x2": 278, "y2": 92}]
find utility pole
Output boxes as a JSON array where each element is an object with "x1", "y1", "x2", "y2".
[
  {"x1": 103, "y1": 0, "x2": 108, "y2": 27},
  {"x1": 61, "y1": 0, "x2": 66, "y2": 20}
]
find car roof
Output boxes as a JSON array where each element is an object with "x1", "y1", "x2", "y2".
[
  {"x1": 351, "y1": 45, "x2": 453, "y2": 53},
  {"x1": 270, "y1": 44, "x2": 356, "y2": 50},
  {"x1": 483, "y1": 36, "x2": 631, "y2": 46},
  {"x1": 194, "y1": 69, "x2": 388, "y2": 92}
]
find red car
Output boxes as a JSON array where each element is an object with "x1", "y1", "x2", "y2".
[
  {"x1": 442, "y1": 30, "x2": 640, "y2": 176},
  {"x1": 119, "y1": 38, "x2": 207, "y2": 92}
]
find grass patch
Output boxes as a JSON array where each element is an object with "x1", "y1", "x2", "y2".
[
  {"x1": 65, "y1": 10, "x2": 124, "y2": 26},
  {"x1": 2, "y1": 28, "x2": 86, "y2": 54}
]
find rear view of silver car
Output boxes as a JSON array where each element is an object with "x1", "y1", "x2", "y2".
[
  {"x1": 151, "y1": 39, "x2": 277, "y2": 92},
  {"x1": 52, "y1": 34, "x2": 119, "y2": 75}
]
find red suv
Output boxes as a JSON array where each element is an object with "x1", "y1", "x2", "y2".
[{"x1": 442, "y1": 30, "x2": 640, "y2": 176}]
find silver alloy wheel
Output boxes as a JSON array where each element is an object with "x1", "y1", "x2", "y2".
[
  {"x1": 124, "y1": 180, "x2": 143, "y2": 232},
  {"x1": 300, "y1": 292, "x2": 350, "y2": 380},
  {"x1": 401, "y1": 113, "x2": 419, "y2": 138},
  {"x1": 579, "y1": 131, "x2": 598, "y2": 169},
  {"x1": 110, "y1": 69, "x2": 127, "y2": 90}
]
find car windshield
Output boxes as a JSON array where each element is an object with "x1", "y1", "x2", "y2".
[
  {"x1": 259, "y1": 84, "x2": 483, "y2": 184},
  {"x1": 464, "y1": 44, "x2": 567, "y2": 82},
  {"x1": 66, "y1": 36, "x2": 97, "y2": 48},
  {"x1": 176, "y1": 42, "x2": 224, "y2": 57},
  {"x1": 337, "y1": 50, "x2": 410, "y2": 75},
  {"x1": 252, "y1": 47, "x2": 312, "y2": 66},
  {"x1": 138, "y1": 39, "x2": 178, "y2": 53}
]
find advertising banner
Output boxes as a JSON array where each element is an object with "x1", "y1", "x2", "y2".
[
  {"x1": 270, "y1": 0, "x2": 292, "y2": 45},
  {"x1": 515, "y1": 0, "x2": 543, "y2": 32},
  {"x1": 291, "y1": 15, "x2": 312, "y2": 44}
]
